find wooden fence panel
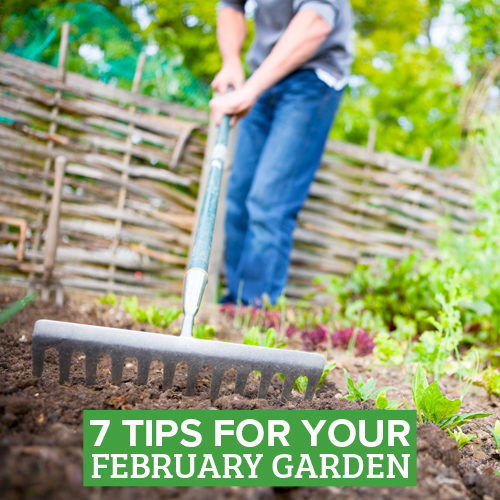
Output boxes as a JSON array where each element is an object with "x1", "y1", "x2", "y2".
[{"x1": 0, "y1": 50, "x2": 476, "y2": 301}]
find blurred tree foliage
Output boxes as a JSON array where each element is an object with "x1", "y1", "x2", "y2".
[{"x1": 1, "y1": 0, "x2": 499, "y2": 166}]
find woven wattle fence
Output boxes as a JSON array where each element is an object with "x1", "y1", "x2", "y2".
[
  {"x1": 0, "y1": 39, "x2": 476, "y2": 301},
  {"x1": 289, "y1": 139, "x2": 475, "y2": 296},
  {"x1": 0, "y1": 45, "x2": 206, "y2": 297}
]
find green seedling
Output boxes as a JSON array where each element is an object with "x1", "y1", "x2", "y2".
[
  {"x1": 375, "y1": 390, "x2": 402, "y2": 410},
  {"x1": 122, "y1": 296, "x2": 181, "y2": 328},
  {"x1": 243, "y1": 327, "x2": 286, "y2": 349},
  {"x1": 447, "y1": 428, "x2": 476, "y2": 449},
  {"x1": 489, "y1": 420, "x2": 500, "y2": 452},
  {"x1": 287, "y1": 361, "x2": 336, "y2": 394},
  {"x1": 193, "y1": 323, "x2": 216, "y2": 340},
  {"x1": 122, "y1": 296, "x2": 148, "y2": 323},
  {"x1": 343, "y1": 369, "x2": 395, "y2": 403},
  {"x1": 412, "y1": 363, "x2": 492, "y2": 428},
  {"x1": 99, "y1": 293, "x2": 117, "y2": 306},
  {"x1": 145, "y1": 305, "x2": 181, "y2": 328}
]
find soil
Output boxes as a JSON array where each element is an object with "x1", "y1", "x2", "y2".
[{"x1": 1, "y1": 291, "x2": 500, "y2": 500}]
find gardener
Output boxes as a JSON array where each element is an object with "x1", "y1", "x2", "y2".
[{"x1": 210, "y1": 0, "x2": 353, "y2": 305}]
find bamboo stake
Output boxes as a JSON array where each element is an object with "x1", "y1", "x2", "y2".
[{"x1": 107, "y1": 52, "x2": 146, "y2": 293}]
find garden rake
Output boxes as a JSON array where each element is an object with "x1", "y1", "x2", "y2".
[{"x1": 32, "y1": 113, "x2": 326, "y2": 400}]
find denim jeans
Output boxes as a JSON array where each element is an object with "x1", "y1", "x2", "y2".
[{"x1": 224, "y1": 69, "x2": 344, "y2": 305}]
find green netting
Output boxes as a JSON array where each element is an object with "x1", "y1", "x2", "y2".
[{"x1": 1, "y1": 1, "x2": 210, "y2": 109}]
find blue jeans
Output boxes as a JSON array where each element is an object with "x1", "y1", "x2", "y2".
[{"x1": 224, "y1": 69, "x2": 343, "y2": 305}]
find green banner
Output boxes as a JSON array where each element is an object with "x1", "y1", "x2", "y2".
[{"x1": 84, "y1": 410, "x2": 417, "y2": 486}]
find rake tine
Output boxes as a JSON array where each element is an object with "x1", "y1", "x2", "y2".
[
  {"x1": 137, "y1": 357, "x2": 150, "y2": 386},
  {"x1": 234, "y1": 370, "x2": 250, "y2": 395},
  {"x1": 258, "y1": 370, "x2": 274, "y2": 399},
  {"x1": 210, "y1": 367, "x2": 226, "y2": 400},
  {"x1": 32, "y1": 343, "x2": 46, "y2": 378},
  {"x1": 185, "y1": 363, "x2": 201, "y2": 396},
  {"x1": 58, "y1": 347, "x2": 73, "y2": 383},
  {"x1": 304, "y1": 372, "x2": 322, "y2": 400},
  {"x1": 162, "y1": 362, "x2": 177, "y2": 390},
  {"x1": 282, "y1": 375, "x2": 295, "y2": 401},
  {"x1": 85, "y1": 351, "x2": 98, "y2": 386},
  {"x1": 111, "y1": 355, "x2": 124, "y2": 385}
]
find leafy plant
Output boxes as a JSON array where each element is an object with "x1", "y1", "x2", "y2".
[
  {"x1": 426, "y1": 278, "x2": 468, "y2": 381},
  {"x1": 193, "y1": 323, "x2": 216, "y2": 340},
  {"x1": 447, "y1": 428, "x2": 476, "y2": 449},
  {"x1": 489, "y1": 421, "x2": 500, "y2": 453},
  {"x1": 373, "y1": 332, "x2": 405, "y2": 365},
  {"x1": 411, "y1": 364, "x2": 492, "y2": 428},
  {"x1": 331, "y1": 328, "x2": 375, "y2": 357},
  {"x1": 291, "y1": 361, "x2": 336, "y2": 393},
  {"x1": 99, "y1": 293, "x2": 117, "y2": 306},
  {"x1": 375, "y1": 390, "x2": 402, "y2": 410},
  {"x1": 122, "y1": 296, "x2": 148, "y2": 323},
  {"x1": 316, "y1": 253, "x2": 440, "y2": 335},
  {"x1": 121, "y1": 296, "x2": 181, "y2": 328},
  {"x1": 158, "y1": 306, "x2": 182, "y2": 328},
  {"x1": 300, "y1": 325, "x2": 330, "y2": 351},
  {"x1": 477, "y1": 366, "x2": 500, "y2": 398},
  {"x1": 343, "y1": 369, "x2": 395, "y2": 403},
  {"x1": 243, "y1": 327, "x2": 286, "y2": 349},
  {"x1": 410, "y1": 330, "x2": 442, "y2": 374}
]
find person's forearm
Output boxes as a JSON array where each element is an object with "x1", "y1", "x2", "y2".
[
  {"x1": 246, "y1": 10, "x2": 331, "y2": 95},
  {"x1": 217, "y1": 7, "x2": 247, "y2": 65}
]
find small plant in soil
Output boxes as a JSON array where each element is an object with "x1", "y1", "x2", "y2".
[
  {"x1": 477, "y1": 366, "x2": 500, "y2": 398},
  {"x1": 146, "y1": 304, "x2": 181, "y2": 328},
  {"x1": 300, "y1": 324, "x2": 330, "y2": 351},
  {"x1": 121, "y1": 296, "x2": 181, "y2": 328},
  {"x1": 375, "y1": 390, "x2": 402, "y2": 410},
  {"x1": 331, "y1": 327, "x2": 375, "y2": 356},
  {"x1": 373, "y1": 331, "x2": 405, "y2": 365},
  {"x1": 243, "y1": 326, "x2": 286, "y2": 348},
  {"x1": 99, "y1": 293, "x2": 117, "y2": 306},
  {"x1": 412, "y1": 363, "x2": 492, "y2": 429},
  {"x1": 343, "y1": 368, "x2": 395, "y2": 403},
  {"x1": 488, "y1": 420, "x2": 500, "y2": 452},
  {"x1": 448, "y1": 428, "x2": 476, "y2": 448},
  {"x1": 193, "y1": 323, "x2": 216, "y2": 340},
  {"x1": 293, "y1": 361, "x2": 336, "y2": 393}
]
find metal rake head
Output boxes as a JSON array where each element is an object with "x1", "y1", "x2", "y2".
[{"x1": 32, "y1": 320, "x2": 325, "y2": 400}]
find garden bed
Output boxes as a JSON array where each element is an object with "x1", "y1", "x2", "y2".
[{"x1": 1, "y1": 292, "x2": 499, "y2": 500}]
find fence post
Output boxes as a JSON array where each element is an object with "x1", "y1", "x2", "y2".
[
  {"x1": 43, "y1": 156, "x2": 66, "y2": 280},
  {"x1": 107, "y1": 52, "x2": 146, "y2": 293},
  {"x1": 31, "y1": 22, "x2": 69, "y2": 255},
  {"x1": 189, "y1": 114, "x2": 238, "y2": 305}
]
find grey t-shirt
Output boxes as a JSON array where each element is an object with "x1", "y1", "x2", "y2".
[{"x1": 218, "y1": 0, "x2": 354, "y2": 83}]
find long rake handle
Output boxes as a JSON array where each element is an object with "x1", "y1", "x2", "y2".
[
  {"x1": 180, "y1": 113, "x2": 231, "y2": 337},
  {"x1": 190, "y1": 114, "x2": 231, "y2": 271}
]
